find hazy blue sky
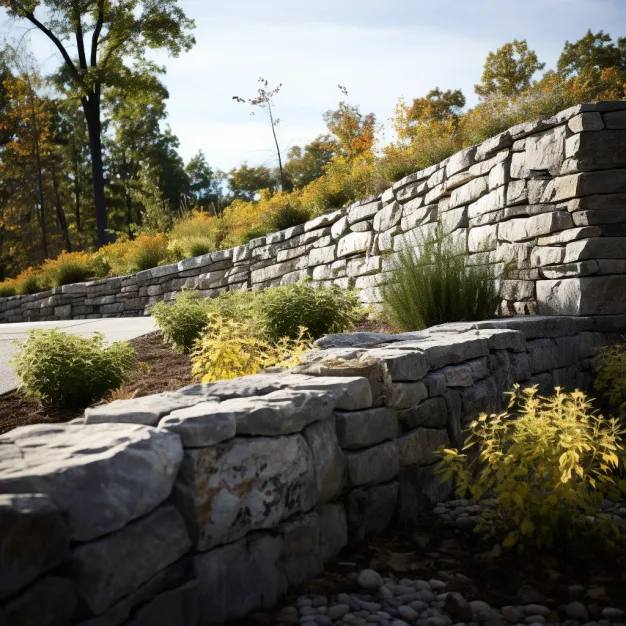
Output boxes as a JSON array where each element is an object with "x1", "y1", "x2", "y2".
[{"x1": 1, "y1": 0, "x2": 625, "y2": 171}]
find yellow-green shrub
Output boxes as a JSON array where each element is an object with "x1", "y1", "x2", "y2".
[
  {"x1": 168, "y1": 211, "x2": 227, "y2": 259},
  {"x1": 594, "y1": 344, "x2": 626, "y2": 417},
  {"x1": 0, "y1": 278, "x2": 17, "y2": 297},
  {"x1": 95, "y1": 233, "x2": 172, "y2": 276},
  {"x1": 13, "y1": 267, "x2": 41, "y2": 295},
  {"x1": 190, "y1": 314, "x2": 310, "y2": 382},
  {"x1": 38, "y1": 251, "x2": 93, "y2": 288},
  {"x1": 436, "y1": 385, "x2": 626, "y2": 551}
]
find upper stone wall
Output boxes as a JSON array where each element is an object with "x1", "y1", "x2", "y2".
[{"x1": 2, "y1": 101, "x2": 626, "y2": 326}]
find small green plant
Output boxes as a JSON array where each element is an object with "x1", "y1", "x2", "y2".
[
  {"x1": 269, "y1": 203, "x2": 310, "y2": 231},
  {"x1": 436, "y1": 385, "x2": 626, "y2": 551},
  {"x1": 11, "y1": 330, "x2": 138, "y2": 409},
  {"x1": 594, "y1": 343, "x2": 626, "y2": 417},
  {"x1": 381, "y1": 228, "x2": 502, "y2": 330},
  {"x1": 256, "y1": 282, "x2": 363, "y2": 341},
  {"x1": 152, "y1": 289, "x2": 261, "y2": 353},
  {"x1": 191, "y1": 313, "x2": 310, "y2": 382},
  {"x1": 0, "y1": 280, "x2": 17, "y2": 297}
]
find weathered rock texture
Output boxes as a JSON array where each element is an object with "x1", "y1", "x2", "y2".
[
  {"x1": 0, "y1": 315, "x2": 607, "y2": 625},
  {"x1": 2, "y1": 102, "x2": 626, "y2": 326}
]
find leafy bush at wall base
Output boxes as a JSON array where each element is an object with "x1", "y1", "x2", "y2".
[
  {"x1": 381, "y1": 229, "x2": 502, "y2": 331},
  {"x1": 436, "y1": 385, "x2": 626, "y2": 552},
  {"x1": 191, "y1": 314, "x2": 311, "y2": 382},
  {"x1": 11, "y1": 330, "x2": 139, "y2": 409},
  {"x1": 256, "y1": 282, "x2": 364, "y2": 341},
  {"x1": 151, "y1": 289, "x2": 261, "y2": 353},
  {"x1": 594, "y1": 344, "x2": 626, "y2": 417}
]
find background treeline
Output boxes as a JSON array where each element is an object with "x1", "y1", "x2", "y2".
[{"x1": 0, "y1": 23, "x2": 625, "y2": 295}]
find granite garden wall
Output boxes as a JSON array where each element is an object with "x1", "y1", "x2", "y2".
[
  {"x1": 2, "y1": 101, "x2": 626, "y2": 326},
  {"x1": 0, "y1": 315, "x2": 609, "y2": 625}
]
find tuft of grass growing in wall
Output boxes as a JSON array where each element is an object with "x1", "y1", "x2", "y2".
[{"x1": 381, "y1": 227, "x2": 502, "y2": 330}]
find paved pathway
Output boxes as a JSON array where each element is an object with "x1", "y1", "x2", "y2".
[{"x1": 0, "y1": 317, "x2": 157, "y2": 395}]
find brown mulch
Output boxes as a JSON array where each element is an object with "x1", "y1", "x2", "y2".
[
  {"x1": 230, "y1": 515, "x2": 626, "y2": 625},
  {"x1": 353, "y1": 318, "x2": 401, "y2": 335},
  {"x1": 0, "y1": 332, "x2": 193, "y2": 435}
]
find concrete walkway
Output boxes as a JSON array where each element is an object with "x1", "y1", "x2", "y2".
[{"x1": 0, "y1": 317, "x2": 157, "y2": 395}]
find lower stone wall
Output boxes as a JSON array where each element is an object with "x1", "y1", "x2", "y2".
[{"x1": 0, "y1": 316, "x2": 607, "y2": 625}]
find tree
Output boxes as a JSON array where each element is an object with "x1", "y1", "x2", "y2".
[
  {"x1": 407, "y1": 88, "x2": 466, "y2": 124},
  {"x1": 475, "y1": 39, "x2": 545, "y2": 99},
  {"x1": 234, "y1": 78, "x2": 286, "y2": 190},
  {"x1": 558, "y1": 30, "x2": 626, "y2": 78},
  {"x1": 323, "y1": 102, "x2": 376, "y2": 157},
  {"x1": 1, "y1": 0, "x2": 195, "y2": 247},
  {"x1": 227, "y1": 163, "x2": 278, "y2": 202},
  {"x1": 185, "y1": 151, "x2": 221, "y2": 211},
  {"x1": 284, "y1": 135, "x2": 336, "y2": 189}
]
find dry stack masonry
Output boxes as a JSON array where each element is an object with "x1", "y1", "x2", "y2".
[
  {"x1": 1, "y1": 101, "x2": 626, "y2": 326},
  {"x1": 0, "y1": 315, "x2": 610, "y2": 625}
]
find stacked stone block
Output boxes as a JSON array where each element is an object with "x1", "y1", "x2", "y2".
[
  {"x1": 2, "y1": 102, "x2": 626, "y2": 326},
  {"x1": 0, "y1": 315, "x2": 606, "y2": 625}
]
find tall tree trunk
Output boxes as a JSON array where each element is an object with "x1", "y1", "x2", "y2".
[
  {"x1": 73, "y1": 161, "x2": 82, "y2": 232},
  {"x1": 25, "y1": 74, "x2": 48, "y2": 260},
  {"x1": 52, "y1": 165, "x2": 72, "y2": 251},
  {"x1": 82, "y1": 93, "x2": 107, "y2": 247}
]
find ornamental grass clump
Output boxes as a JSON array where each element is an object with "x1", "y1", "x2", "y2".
[
  {"x1": 381, "y1": 227, "x2": 502, "y2": 330},
  {"x1": 436, "y1": 385, "x2": 626, "y2": 551},
  {"x1": 190, "y1": 314, "x2": 311, "y2": 382},
  {"x1": 11, "y1": 329, "x2": 138, "y2": 409}
]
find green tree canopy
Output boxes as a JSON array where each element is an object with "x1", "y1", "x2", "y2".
[{"x1": 475, "y1": 39, "x2": 545, "y2": 99}]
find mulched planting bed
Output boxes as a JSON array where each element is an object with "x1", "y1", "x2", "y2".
[
  {"x1": 0, "y1": 319, "x2": 399, "y2": 435},
  {"x1": 0, "y1": 331, "x2": 193, "y2": 435},
  {"x1": 229, "y1": 513, "x2": 626, "y2": 625}
]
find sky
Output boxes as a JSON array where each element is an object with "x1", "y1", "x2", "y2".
[{"x1": 1, "y1": 0, "x2": 625, "y2": 172}]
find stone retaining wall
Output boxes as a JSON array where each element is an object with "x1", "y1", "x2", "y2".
[
  {"x1": 0, "y1": 316, "x2": 608, "y2": 625},
  {"x1": 2, "y1": 101, "x2": 626, "y2": 326}
]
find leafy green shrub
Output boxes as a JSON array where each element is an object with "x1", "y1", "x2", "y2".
[
  {"x1": 381, "y1": 228, "x2": 502, "y2": 330},
  {"x1": 256, "y1": 282, "x2": 363, "y2": 341},
  {"x1": 191, "y1": 313, "x2": 310, "y2": 382},
  {"x1": 436, "y1": 385, "x2": 626, "y2": 551},
  {"x1": 594, "y1": 343, "x2": 626, "y2": 416},
  {"x1": 269, "y1": 203, "x2": 310, "y2": 231},
  {"x1": 11, "y1": 330, "x2": 138, "y2": 409},
  {"x1": 152, "y1": 289, "x2": 261, "y2": 353}
]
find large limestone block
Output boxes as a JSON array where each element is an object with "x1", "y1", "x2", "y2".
[
  {"x1": 0, "y1": 576, "x2": 76, "y2": 626},
  {"x1": 337, "y1": 232, "x2": 372, "y2": 258},
  {"x1": 397, "y1": 428, "x2": 450, "y2": 466},
  {"x1": 364, "y1": 348, "x2": 429, "y2": 381},
  {"x1": 498, "y1": 211, "x2": 573, "y2": 242},
  {"x1": 468, "y1": 224, "x2": 497, "y2": 252},
  {"x1": 564, "y1": 130, "x2": 626, "y2": 172},
  {"x1": 334, "y1": 407, "x2": 398, "y2": 449},
  {"x1": 159, "y1": 401, "x2": 235, "y2": 447},
  {"x1": 0, "y1": 424, "x2": 183, "y2": 542},
  {"x1": 318, "y1": 503, "x2": 348, "y2": 561},
  {"x1": 277, "y1": 512, "x2": 323, "y2": 587},
  {"x1": 510, "y1": 126, "x2": 566, "y2": 178},
  {"x1": 398, "y1": 396, "x2": 448, "y2": 428},
  {"x1": 192, "y1": 389, "x2": 336, "y2": 437},
  {"x1": 537, "y1": 276, "x2": 626, "y2": 316},
  {"x1": 278, "y1": 373, "x2": 373, "y2": 411},
  {"x1": 171, "y1": 434, "x2": 317, "y2": 550},
  {"x1": 461, "y1": 377, "x2": 499, "y2": 418},
  {"x1": 568, "y1": 112, "x2": 604, "y2": 133},
  {"x1": 302, "y1": 417, "x2": 346, "y2": 503},
  {"x1": 373, "y1": 200, "x2": 402, "y2": 232},
  {"x1": 124, "y1": 581, "x2": 199, "y2": 626},
  {"x1": 347, "y1": 201, "x2": 381, "y2": 225},
  {"x1": 390, "y1": 381, "x2": 428, "y2": 409},
  {"x1": 192, "y1": 533, "x2": 287, "y2": 624},
  {"x1": 539, "y1": 170, "x2": 626, "y2": 203},
  {"x1": 564, "y1": 237, "x2": 626, "y2": 263},
  {"x1": 346, "y1": 482, "x2": 399, "y2": 541},
  {"x1": 0, "y1": 493, "x2": 70, "y2": 600},
  {"x1": 397, "y1": 464, "x2": 452, "y2": 520},
  {"x1": 345, "y1": 440, "x2": 399, "y2": 486},
  {"x1": 70, "y1": 505, "x2": 191, "y2": 616},
  {"x1": 446, "y1": 145, "x2": 477, "y2": 177},
  {"x1": 449, "y1": 176, "x2": 488, "y2": 208}
]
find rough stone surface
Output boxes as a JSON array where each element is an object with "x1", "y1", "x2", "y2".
[
  {"x1": 0, "y1": 424, "x2": 183, "y2": 541},
  {"x1": 335, "y1": 407, "x2": 398, "y2": 449},
  {"x1": 0, "y1": 493, "x2": 70, "y2": 600}
]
